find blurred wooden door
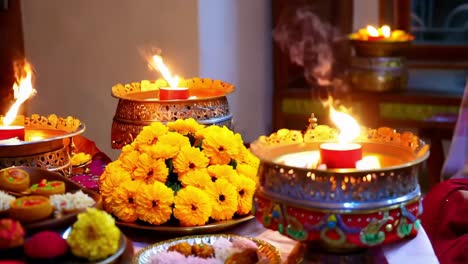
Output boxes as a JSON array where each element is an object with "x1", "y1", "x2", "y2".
[{"x1": 0, "y1": 0, "x2": 25, "y2": 115}]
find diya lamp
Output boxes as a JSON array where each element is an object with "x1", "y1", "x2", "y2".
[
  {"x1": 0, "y1": 61, "x2": 36, "y2": 141},
  {"x1": 151, "y1": 55, "x2": 189, "y2": 100},
  {"x1": 319, "y1": 104, "x2": 362, "y2": 169}
]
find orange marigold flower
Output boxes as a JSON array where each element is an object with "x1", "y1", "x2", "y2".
[
  {"x1": 205, "y1": 178, "x2": 238, "y2": 221},
  {"x1": 231, "y1": 175, "x2": 256, "y2": 215},
  {"x1": 110, "y1": 180, "x2": 140, "y2": 222},
  {"x1": 133, "y1": 153, "x2": 169, "y2": 184},
  {"x1": 173, "y1": 145, "x2": 209, "y2": 175},
  {"x1": 167, "y1": 118, "x2": 205, "y2": 135},
  {"x1": 173, "y1": 186, "x2": 212, "y2": 226},
  {"x1": 201, "y1": 126, "x2": 241, "y2": 165},
  {"x1": 207, "y1": 164, "x2": 237, "y2": 183},
  {"x1": 100, "y1": 165, "x2": 132, "y2": 211},
  {"x1": 236, "y1": 163, "x2": 258, "y2": 182},
  {"x1": 133, "y1": 122, "x2": 168, "y2": 148},
  {"x1": 119, "y1": 149, "x2": 140, "y2": 174},
  {"x1": 136, "y1": 182, "x2": 174, "y2": 225},
  {"x1": 157, "y1": 131, "x2": 191, "y2": 150},
  {"x1": 149, "y1": 143, "x2": 179, "y2": 160},
  {"x1": 179, "y1": 168, "x2": 211, "y2": 188}
]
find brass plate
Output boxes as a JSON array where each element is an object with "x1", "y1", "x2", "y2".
[
  {"x1": 62, "y1": 227, "x2": 127, "y2": 264},
  {"x1": 116, "y1": 214, "x2": 254, "y2": 235},
  {"x1": 1, "y1": 166, "x2": 102, "y2": 231},
  {"x1": 133, "y1": 234, "x2": 281, "y2": 264}
]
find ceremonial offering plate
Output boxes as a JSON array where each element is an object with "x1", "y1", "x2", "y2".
[
  {"x1": 250, "y1": 125, "x2": 429, "y2": 252},
  {"x1": 62, "y1": 227, "x2": 128, "y2": 264},
  {"x1": 0, "y1": 114, "x2": 85, "y2": 171},
  {"x1": 1, "y1": 166, "x2": 101, "y2": 231},
  {"x1": 133, "y1": 234, "x2": 281, "y2": 264},
  {"x1": 116, "y1": 214, "x2": 254, "y2": 235}
]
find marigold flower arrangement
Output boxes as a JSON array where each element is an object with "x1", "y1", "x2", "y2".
[{"x1": 99, "y1": 118, "x2": 259, "y2": 227}]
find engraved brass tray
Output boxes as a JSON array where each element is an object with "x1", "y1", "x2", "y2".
[
  {"x1": 111, "y1": 78, "x2": 234, "y2": 149},
  {"x1": 0, "y1": 114, "x2": 85, "y2": 171}
]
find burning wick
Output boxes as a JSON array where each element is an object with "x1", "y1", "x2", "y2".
[
  {"x1": 366, "y1": 25, "x2": 391, "y2": 41},
  {"x1": 319, "y1": 101, "x2": 363, "y2": 168},
  {"x1": 151, "y1": 55, "x2": 189, "y2": 100},
  {"x1": 0, "y1": 61, "x2": 36, "y2": 141}
]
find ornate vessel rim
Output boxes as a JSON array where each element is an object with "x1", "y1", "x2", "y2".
[
  {"x1": 250, "y1": 141, "x2": 429, "y2": 174},
  {"x1": 257, "y1": 187, "x2": 421, "y2": 211},
  {"x1": 111, "y1": 91, "x2": 233, "y2": 102},
  {"x1": 0, "y1": 123, "x2": 86, "y2": 147}
]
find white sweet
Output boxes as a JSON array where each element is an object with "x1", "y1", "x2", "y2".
[
  {"x1": 0, "y1": 190, "x2": 15, "y2": 211},
  {"x1": 50, "y1": 190, "x2": 95, "y2": 214}
]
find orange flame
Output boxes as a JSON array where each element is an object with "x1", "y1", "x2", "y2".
[
  {"x1": 150, "y1": 55, "x2": 180, "y2": 88},
  {"x1": 3, "y1": 61, "x2": 36, "y2": 126},
  {"x1": 326, "y1": 97, "x2": 360, "y2": 143}
]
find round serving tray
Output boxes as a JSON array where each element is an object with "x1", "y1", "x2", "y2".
[
  {"x1": 134, "y1": 234, "x2": 281, "y2": 264},
  {"x1": 116, "y1": 214, "x2": 254, "y2": 235}
]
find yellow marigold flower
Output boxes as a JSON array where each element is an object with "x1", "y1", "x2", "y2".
[
  {"x1": 238, "y1": 147, "x2": 260, "y2": 168},
  {"x1": 231, "y1": 175, "x2": 256, "y2": 215},
  {"x1": 133, "y1": 122, "x2": 168, "y2": 148},
  {"x1": 179, "y1": 168, "x2": 211, "y2": 188},
  {"x1": 119, "y1": 149, "x2": 140, "y2": 174},
  {"x1": 207, "y1": 164, "x2": 237, "y2": 182},
  {"x1": 100, "y1": 170, "x2": 132, "y2": 211},
  {"x1": 173, "y1": 145, "x2": 209, "y2": 175},
  {"x1": 205, "y1": 178, "x2": 238, "y2": 221},
  {"x1": 150, "y1": 142, "x2": 179, "y2": 160},
  {"x1": 236, "y1": 163, "x2": 258, "y2": 182},
  {"x1": 136, "y1": 182, "x2": 174, "y2": 225},
  {"x1": 157, "y1": 131, "x2": 191, "y2": 150},
  {"x1": 67, "y1": 208, "x2": 120, "y2": 261},
  {"x1": 99, "y1": 159, "x2": 123, "y2": 182},
  {"x1": 133, "y1": 153, "x2": 168, "y2": 184},
  {"x1": 167, "y1": 118, "x2": 205, "y2": 135},
  {"x1": 111, "y1": 180, "x2": 140, "y2": 222},
  {"x1": 173, "y1": 186, "x2": 212, "y2": 226},
  {"x1": 202, "y1": 126, "x2": 240, "y2": 165}
]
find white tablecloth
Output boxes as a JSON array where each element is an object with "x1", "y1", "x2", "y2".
[{"x1": 131, "y1": 219, "x2": 439, "y2": 263}]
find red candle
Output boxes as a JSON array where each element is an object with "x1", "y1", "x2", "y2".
[
  {"x1": 320, "y1": 142, "x2": 362, "y2": 169},
  {"x1": 0, "y1": 125, "x2": 25, "y2": 141},
  {"x1": 159, "y1": 87, "x2": 189, "y2": 100}
]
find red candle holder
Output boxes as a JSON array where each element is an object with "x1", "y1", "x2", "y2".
[
  {"x1": 159, "y1": 87, "x2": 189, "y2": 100},
  {"x1": 320, "y1": 142, "x2": 362, "y2": 169},
  {"x1": 0, "y1": 126, "x2": 25, "y2": 141}
]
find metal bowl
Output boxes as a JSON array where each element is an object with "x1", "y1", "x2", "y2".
[
  {"x1": 350, "y1": 40, "x2": 411, "y2": 57},
  {"x1": 111, "y1": 79, "x2": 234, "y2": 149},
  {"x1": 250, "y1": 128, "x2": 429, "y2": 252}
]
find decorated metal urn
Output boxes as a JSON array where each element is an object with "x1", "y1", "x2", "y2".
[
  {"x1": 111, "y1": 55, "x2": 234, "y2": 149},
  {"x1": 250, "y1": 105, "x2": 429, "y2": 252}
]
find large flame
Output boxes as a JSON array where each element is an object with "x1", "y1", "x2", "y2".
[
  {"x1": 3, "y1": 61, "x2": 36, "y2": 126},
  {"x1": 151, "y1": 55, "x2": 180, "y2": 88},
  {"x1": 328, "y1": 99, "x2": 360, "y2": 144}
]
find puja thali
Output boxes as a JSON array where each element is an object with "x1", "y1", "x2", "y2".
[{"x1": 0, "y1": 114, "x2": 85, "y2": 171}]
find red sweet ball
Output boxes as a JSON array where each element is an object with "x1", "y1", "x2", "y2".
[{"x1": 24, "y1": 231, "x2": 68, "y2": 259}]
